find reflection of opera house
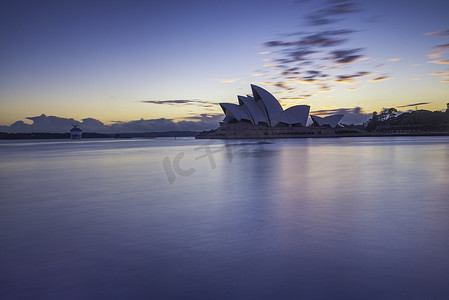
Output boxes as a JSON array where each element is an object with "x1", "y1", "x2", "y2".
[{"x1": 197, "y1": 84, "x2": 360, "y2": 139}]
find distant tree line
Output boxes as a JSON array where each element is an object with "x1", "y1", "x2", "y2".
[
  {"x1": 365, "y1": 103, "x2": 449, "y2": 132},
  {"x1": 0, "y1": 131, "x2": 199, "y2": 139},
  {"x1": 0, "y1": 132, "x2": 112, "y2": 139}
]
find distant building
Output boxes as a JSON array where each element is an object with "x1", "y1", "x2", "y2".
[{"x1": 70, "y1": 125, "x2": 82, "y2": 139}]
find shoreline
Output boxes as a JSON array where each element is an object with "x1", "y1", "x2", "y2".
[
  {"x1": 1, "y1": 131, "x2": 448, "y2": 140},
  {"x1": 195, "y1": 122, "x2": 449, "y2": 139},
  {"x1": 196, "y1": 132, "x2": 449, "y2": 139}
]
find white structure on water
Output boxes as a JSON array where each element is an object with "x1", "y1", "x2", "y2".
[
  {"x1": 70, "y1": 125, "x2": 82, "y2": 139},
  {"x1": 219, "y1": 84, "x2": 342, "y2": 128},
  {"x1": 310, "y1": 114, "x2": 344, "y2": 128},
  {"x1": 220, "y1": 85, "x2": 310, "y2": 127},
  {"x1": 197, "y1": 84, "x2": 356, "y2": 139}
]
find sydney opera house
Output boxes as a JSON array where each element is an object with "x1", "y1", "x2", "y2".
[{"x1": 197, "y1": 84, "x2": 359, "y2": 139}]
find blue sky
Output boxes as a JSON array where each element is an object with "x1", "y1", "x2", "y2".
[{"x1": 1, "y1": 0, "x2": 448, "y2": 132}]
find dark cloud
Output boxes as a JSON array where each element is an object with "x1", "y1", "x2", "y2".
[
  {"x1": 324, "y1": 2, "x2": 359, "y2": 14},
  {"x1": 287, "y1": 49, "x2": 317, "y2": 61},
  {"x1": 434, "y1": 43, "x2": 449, "y2": 51},
  {"x1": 428, "y1": 43, "x2": 449, "y2": 59},
  {"x1": 335, "y1": 71, "x2": 371, "y2": 83},
  {"x1": 0, "y1": 114, "x2": 106, "y2": 133},
  {"x1": 139, "y1": 99, "x2": 214, "y2": 107},
  {"x1": 109, "y1": 118, "x2": 178, "y2": 132},
  {"x1": 0, "y1": 114, "x2": 220, "y2": 133},
  {"x1": 281, "y1": 70, "x2": 300, "y2": 76},
  {"x1": 294, "y1": 69, "x2": 329, "y2": 83},
  {"x1": 23, "y1": 114, "x2": 81, "y2": 131},
  {"x1": 299, "y1": 29, "x2": 354, "y2": 47},
  {"x1": 257, "y1": 0, "x2": 368, "y2": 96},
  {"x1": 264, "y1": 41, "x2": 295, "y2": 47},
  {"x1": 266, "y1": 29, "x2": 354, "y2": 51},
  {"x1": 307, "y1": 15, "x2": 337, "y2": 26},
  {"x1": 396, "y1": 102, "x2": 431, "y2": 108},
  {"x1": 316, "y1": 84, "x2": 333, "y2": 92},
  {"x1": 328, "y1": 48, "x2": 364, "y2": 63},
  {"x1": 369, "y1": 75, "x2": 391, "y2": 82},
  {"x1": 273, "y1": 82, "x2": 293, "y2": 90},
  {"x1": 306, "y1": 1, "x2": 360, "y2": 26},
  {"x1": 182, "y1": 113, "x2": 223, "y2": 121},
  {"x1": 312, "y1": 107, "x2": 355, "y2": 115},
  {"x1": 176, "y1": 114, "x2": 224, "y2": 131},
  {"x1": 81, "y1": 118, "x2": 104, "y2": 127}
]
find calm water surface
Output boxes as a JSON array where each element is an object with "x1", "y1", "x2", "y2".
[{"x1": 1, "y1": 137, "x2": 449, "y2": 299}]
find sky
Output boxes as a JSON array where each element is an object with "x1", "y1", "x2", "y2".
[{"x1": 1, "y1": 0, "x2": 448, "y2": 132}]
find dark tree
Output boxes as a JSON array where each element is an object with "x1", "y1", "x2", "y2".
[
  {"x1": 364, "y1": 104, "x2": 449, "y2": 132},
  {"x1": 365, "y1": 111, "x2": 378, "y2": 132}
]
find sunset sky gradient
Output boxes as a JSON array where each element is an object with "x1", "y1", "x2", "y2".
[{"x1": 1, "y1": 0, "x2": 448, "y2": 132}]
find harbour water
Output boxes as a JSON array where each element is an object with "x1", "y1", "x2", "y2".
[{"x1": 1, "y1": 137, "x2": 449, "y2": 299}]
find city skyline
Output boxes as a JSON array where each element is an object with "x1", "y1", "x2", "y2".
[{"x1": 1, "y1": 0, "x2": 448, "y2": 132}]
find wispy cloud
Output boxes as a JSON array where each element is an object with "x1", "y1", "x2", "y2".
[
  {"x1": 298, "y1": 29, "x2": 355, "y2": 47},
  {"x1": 428, "y1": 51, "x2": 446, "y2": 59},
  {"x1": 388, "y1": 58, "x2": 402, "y2": 62},
  {"x1": 430, "y1": 71, "x2": 448, "y2": 76},
  {"x1": 252, "y1": 73, "x2": 267, "y2": 77},
  {"x1": 427, "y1": 34, "x2": 449, "y2": 81},
  {"x1": 306, "y1": 1, "x2": 360, "y2": 26},
  {"x1": 369, "y1": 75, "x2": 391, "y2": 82},
  {"x1": 179, "y1": 113, "x2": 223, "y2": 122},
  {"x1": 219, "y1": 78, "x2": 239, "y2": 83},
  {"x1": 316, "y1": 84, "x2": 334, "y2": 92},
  {"x1": 140, "y1": 99, "x2": 215, "y2": 107},
  {"x1": 396, "y1": 102, "x2": 430, "y2": 108},
  {"x1": 280, "y1": 94, "x2": 316, "y2": 101},
  {"x1": 425, "y1": 29, "x2": 449, "y2": 37},
  {"x1": 255, "y1": 0, "x2": 377, "y2": 98},
  {"x1": 271, "y1": 82, "x2": 293, "y2": 90},
  {"x1": 335, "y1": 71, "x2": 371, "y2": 84},
  {"x1": 434, "y1": 43, "x2": 449, "y2": 51},
  {"x1": 428, "y1": 43, "x2": 449, "y2": 58},
  {"x1": 328, "y1": 48, "x2": 365, "y2": 64},
  {"x1": 312, "y1": 106, "x2": 361, "y2": 115},
  {"x1": 429, "y1": 60, "x2": 449, "y2": 64}
]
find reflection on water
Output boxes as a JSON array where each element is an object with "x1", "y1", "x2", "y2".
[{"x1": 1, "y1": 137, "x2": 449, "y2": 299}]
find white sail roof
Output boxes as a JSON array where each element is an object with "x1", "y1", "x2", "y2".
[
  {"x1": 237, "y1": 95, "x2": 268, "y2": 125},
  {"x1": 218, "y1": 84, "x2": 344, "y2": 129},
  {"x1": 310, "y1": 114, "x2": 344, "y2": 128},
  {"x1": 219, "y1": 103, "x2": 249, "y2": 121},
  {"x1": 281, "y1": 105, "x2": 310, "y2": 126},
  {"x1": 251, "y1": 85, "x2": 283, "y2": 127}
]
